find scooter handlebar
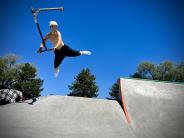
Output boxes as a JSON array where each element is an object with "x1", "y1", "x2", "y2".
[{"x1": 38, "y1": 7, "x2": 64, "y2": 12}]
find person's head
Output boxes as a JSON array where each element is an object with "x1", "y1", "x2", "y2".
[{"x1": 49, "y1": 21, "x2": 58, "y2": 31}]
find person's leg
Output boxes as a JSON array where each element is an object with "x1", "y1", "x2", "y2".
[
  {"x1": 54, "y1": 49, "x2": 65, "y2": 78},
  {"x1": 64, "y1": 44, "x2": 81, "y2": 57},
  {"x1": 54, "y1": 49, "x2": 65, "y2": 68},
  {"x1": 64, "y1": 44, "x2": 92, "y2": 56}
]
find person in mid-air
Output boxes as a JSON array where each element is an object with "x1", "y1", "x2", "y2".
[{"x1": 38, "y1": 21, "x2": 91, "y2": 78}]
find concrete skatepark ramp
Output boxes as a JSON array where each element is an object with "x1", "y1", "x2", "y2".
[
  {"x1": 0, "y1": 96, "x2": 135, "y2": 138},
  {"x1": 119, "y1": 78, "x2": 184, "y2": 138},
  {"x1": 0, "y1": 78, "x2": 184, "y2": 138}
]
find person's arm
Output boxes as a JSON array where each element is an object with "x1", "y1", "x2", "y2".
[
  {"x1": 39, "y1": 33, "x2": 50, "y2": 48},
  {"x1": 54, "y1": 31, "x2": 62, "y2": 49},
  {"x1": 38, "y1": 33, "x2": 50, "y2": 53}
]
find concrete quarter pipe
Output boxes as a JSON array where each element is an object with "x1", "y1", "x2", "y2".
[{"x1": 118, "y1": 78, "x2": 184, "y2": 138}]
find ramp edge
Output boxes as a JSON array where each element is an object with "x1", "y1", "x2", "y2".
[{"x1": 118, "y1": 78, "x2": 131, "y2": 124}]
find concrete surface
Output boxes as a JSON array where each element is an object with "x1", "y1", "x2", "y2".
[
  {"x1": 0, "y1": 78, "x2": 184, "y2": 138},
  {"x1": 0, "y1": 96, "x2": 135, "y2": 138},
  {"x1": 119, "y1": 78, "x2": 184, "y2": 138}
]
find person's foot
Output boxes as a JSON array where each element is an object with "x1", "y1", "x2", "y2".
[
  {"x1": 80, "y1": 50, "x2": 92, "y2": 55},
  {"x1": 54, "y1": 67, "x2": 60, "y2": 78}
]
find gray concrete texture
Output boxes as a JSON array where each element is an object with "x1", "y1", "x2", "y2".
[
  {"x1": 119, "y1": 78, "x2": 184, "y2": 138},
  {"x1": 0, "y1": 78, "x2": 184, "y2": 138},
  {"x1": 0, "y1": 96, "x2": 135, "y2": 138}
]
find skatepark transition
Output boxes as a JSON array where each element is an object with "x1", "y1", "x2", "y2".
[{"x1": 0, "y1": 78, "x2": 184, "y2": 138}]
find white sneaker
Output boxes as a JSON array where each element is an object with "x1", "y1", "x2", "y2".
[
  {"x1": 80, "y1": 50, "x2": 92, "y2": 55},
  {"x1": 54, "y1": 67, "x2": 60, "y2": 78}
]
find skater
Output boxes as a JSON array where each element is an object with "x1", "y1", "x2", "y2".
[{"x1": 38, "y1": 21, "x2": 91, "y2": 78}]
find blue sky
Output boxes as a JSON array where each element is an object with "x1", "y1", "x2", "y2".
[{"x1": 0, "y1": 0, "x2": 184, "y2": 98}]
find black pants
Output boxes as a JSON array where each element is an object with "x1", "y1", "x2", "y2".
[{"x1": 54, "y1": 44, "x2": 81, "y2": 68}]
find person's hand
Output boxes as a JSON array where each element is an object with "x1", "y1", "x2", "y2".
[
  {"x1": 37, "y1": 47, "x2": 42, "y2": 53},
  {"x1": 53, "y1": 47, "x2": 57, "y2": 51}
]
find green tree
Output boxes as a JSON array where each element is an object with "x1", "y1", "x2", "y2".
[
  {"x1": 68, "y1": 68, "x2": 99, "y2": 98},
  {"x1": 0, "y1": 54, "x2": 19, "y2": 89},
  {"x1": 156, "y1": 61, "x2": 175, "y2": 81},
  {"x1": 175, "y1": 61, "x2": 184, "y2": 82},
  {"x1": 131, "y1": 61, "x2": 184, "y2": 82},
  {"x1": 108, "y1": 82, "x2": 119, "y2": 100},
  {"x1": 133, "y1": 61, "x2": 156, "y2": 79},
  {"x1": 14, "y1": 63, "x2": 43, "y2": 98},
  {"x1": 0, "y1": 54, "x2": 43, "y2": 98}
]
